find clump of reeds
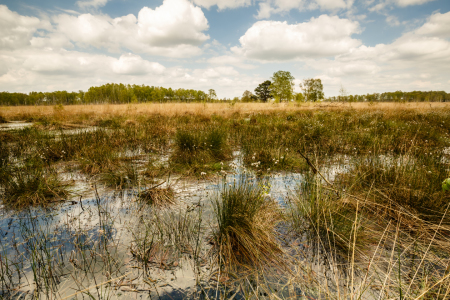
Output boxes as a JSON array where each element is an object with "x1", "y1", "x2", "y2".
[
  {"x1": 0, "y1": 114, "x2": 7, "y2": 123},
  {"x1": 99, "y1": 164, "x2": 139, "y2": 189},
  {"x1": 0, "y1": 140, "x2": 10, "y2": 185},
  {"x1": 288, "y1": 172, "x2": 371, "y2": 256},
  {"x1": 210, "y1": 178, "x2": 283, "y2": 270},
  {"x1": 1, "y1": 162, "x2": 69, "y2": 208},
  {"x1": 171, "y1": 126, "x2": 230, "y2": 173},
  {"x1": 130, "y1": 208, "x2": 203, "y2": 274},
  {"x1": 139, "y1": 186, "x2": 175, "y2": 207},
  {"x1": 336, "y1": 151, "x2": 450, "y2": 225}
]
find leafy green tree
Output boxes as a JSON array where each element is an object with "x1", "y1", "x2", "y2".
[
  {"x1": 254, "y1": 80, "x2": 273, "y2": 102},
  {"x1": 295, "y1": 92, "x2": 304, "y2": 102},
  {"x1": 300, "y1": 78, "x2": 324, "y2": 102},
  {"x1": 208, "y1": 89, "x2": 217, "y2": 102},
  {"x1": 241, "y1": 90, "x2": 255, "y2": 102},
  {"x1": 270, "y1": 71, "x2": 295, "y2": 102}
]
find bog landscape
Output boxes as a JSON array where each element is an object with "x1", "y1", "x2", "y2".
[
  {"x1": 1, "y1": 0, "x2": 450, "y2": 298},
  {"x1": 1, "y1": 94, "x2": 450, "y2": 299}
]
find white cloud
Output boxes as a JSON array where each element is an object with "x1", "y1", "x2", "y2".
[
  {"x1": 415, "y1": 11, "x2": 450, "y2": 38},
  {"x1": 303, "y1": 13, "x2": 450, "y2": 95},
  {"x1": 232, "y1": 15, "x2": 361, "y2": 61},
  {"x1": 191, "y1": 0, "x2": 251, "y2": 10},
  {"x1": 53, "y1": 0, "x2": 209, "y2": 57},
  {"x1": 136, "y1": 0, "x2": 209, "y2": 47},
  {"x1": 76, "y1": 0, "x2": 108, "y2": 9},
  {"x1": 0, "y1": 5, "x2": 51, "y2": 50},
  {"x1": 255, "y1": 0, "x2": 351, "y2": 19},
  {"x1": 112, "y1": 54, "x2": 165, "y2": 75}
]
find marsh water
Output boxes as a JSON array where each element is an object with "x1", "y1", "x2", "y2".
[
  {"x1": 0, "y1": 133, "x2": 356, "y2": 299},
  {"x1": 3, "y1": 123, "x2": 445, "y2": 300}
]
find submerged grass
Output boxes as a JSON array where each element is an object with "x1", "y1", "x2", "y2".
[{"x1": 288, "y1": 172, "x2": 372, "y2": 256}]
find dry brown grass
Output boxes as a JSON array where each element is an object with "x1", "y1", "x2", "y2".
[{"x1": 2, "y1": 102, "x2": 449, "y2": 120}]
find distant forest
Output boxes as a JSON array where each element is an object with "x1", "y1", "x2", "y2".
[
  {"x1": 0, "y1": 83, "x2": 210, "y2": 106},
  {"x1": 326, "y1": 90, "x2": 450, "y2": 103},
  {"x1": 0, "y1": 83, "x2": 449, "y2": 106}
]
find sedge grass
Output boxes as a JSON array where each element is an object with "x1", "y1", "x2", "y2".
[
  {"x1": 210, "y1": 177, "x2": 284, "y2": 271},
  {"x1": 138, "y1": 186, "x2": 175, "y2": 207},
  {"x1": 1, "y1": 160, "x2": 70, "y2": 208}
]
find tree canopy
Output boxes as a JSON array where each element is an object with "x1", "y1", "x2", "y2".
[
  {"x1": 270, "y1": 71, "x2": 295, "y2": 102},
  {"x1": 254, "y1": 80, "x2": 273, "y2": 102},
  {"x1": 301, "y1": 78, "x2": 324, "y2": 102},
  {"x1": 241, "y1": 90, "x2": 257, "y2": 102}
]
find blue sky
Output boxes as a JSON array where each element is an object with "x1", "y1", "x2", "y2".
[{"x1": 0, "y1": 0, "x2": 449, "y2": 98}]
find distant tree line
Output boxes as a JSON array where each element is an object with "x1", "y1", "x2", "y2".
[
  {"x1": 0, "y1": 83, "x2": 213, "y2": 106},
  {"x1": 326, "y1": 90, "x2": 450, "y2": 103},
  {"x1": 1, "y1": 82, "x2": 448, "y2": 106}
]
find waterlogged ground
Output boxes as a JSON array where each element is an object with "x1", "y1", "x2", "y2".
[
  {"x1": 1, "y1": 119, "x2": 450, "y2": 300},
  {"x1": 1, "y1": 143, "x2": 334, "y2": 299}
]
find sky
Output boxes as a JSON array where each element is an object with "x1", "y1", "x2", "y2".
[{"x1": 0, "y1": 0, "x2": 449, "y2": 98}]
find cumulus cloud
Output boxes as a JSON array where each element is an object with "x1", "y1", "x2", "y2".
[
  {"x1": 303, "y1": 11, "x2": 450, "y2": 95},
  {"x1": 191, "y1": 0, "x2": 251, "y2": 10},
  {"x1": 112, "y1": 54, "x2": 165, "y2": 75},
  {"x1": 415, "y1": 11, "x2": 450, "y2": 38},
  {"x1": 137, "y1": 1, "x2": 209, "y2": 47},
  {"x1": 53, "y1": 0, "x2": 209, "y2": 57},
  {"x1": 0, "y1": 5, "x2": 51, "y2": 50},
  {"x1": 232, "y1": 15, "x2": 361, "y2": 61}
]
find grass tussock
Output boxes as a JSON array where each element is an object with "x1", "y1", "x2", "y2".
[
  {"x1": 99, "y1": 164, "x2": 139, "y2": 189},
  {"x1": 171, "y1": 126, "x2": 231, "y2": 174},
  {"x1": 211, "y1": 178, "x2": 283, "y2": 271},
  {"x1": 1, "y1": 164, "x2": 69, "y2": 208},
  {"x1": 288, "y1": 173, "x2": 373, "y2": 256},
  {"x1": 139, "y1": 186, "x2": 175, "y2": 207}
]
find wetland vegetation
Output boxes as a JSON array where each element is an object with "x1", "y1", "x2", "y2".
[{"x1": 0, "y1": 102, "x2": 450, "y2": 299}]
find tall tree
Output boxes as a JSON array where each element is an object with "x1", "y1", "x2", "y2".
[
  {"x1": 300, "y1": 78, "x2": 324, "y2": 102},
  {"x1": 241, "y1": 90, "x2": 255, "y2": 102},
  {"x1": 270, "y1": 71, "x2": 295, "y2": 102},
  {"x1": 208, "y1": 89, "x2": 217, "y2": 101},
  {"x1": 254, "y1": 80, "x2": 273, "y2": 102}
]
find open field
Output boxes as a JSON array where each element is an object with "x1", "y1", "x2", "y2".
[
  {"x1": 1, "y1": 103, "x2": 450, "y2": 299},
  {"x1": 1, "y1": 101, "x2": 450, "y2": 120}
]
